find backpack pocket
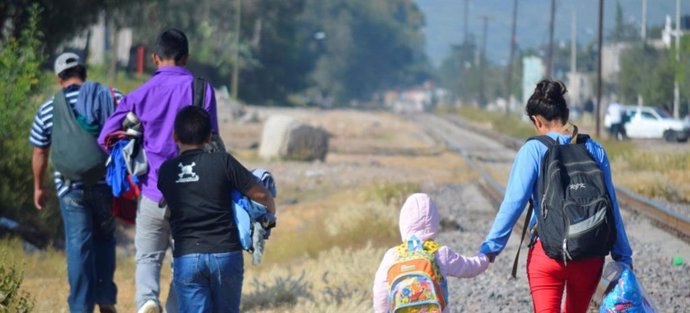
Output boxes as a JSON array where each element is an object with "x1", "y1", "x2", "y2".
[
  {"x1": 389, "y1": 274, "x2": 443, "y2": 313},
  {"x1": 564, "y1": 196, "x2": 614, "y2": 259}
]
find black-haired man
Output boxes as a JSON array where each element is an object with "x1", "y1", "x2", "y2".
[
  {"x1": 31, "y1": 52, "x2": 122, "y2": 313},
  {"x1": 98, "y1": 29, "x2": 219, "y2": 313},
  {"x1": 158, "y1": 106, "x2": 275, "y2": 313}
]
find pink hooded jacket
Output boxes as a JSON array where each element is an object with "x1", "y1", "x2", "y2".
[{"x1": 372, "y1": 193, "x2": 489, "y2": 313}]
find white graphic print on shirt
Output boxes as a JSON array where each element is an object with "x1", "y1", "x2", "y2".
[{"x1": 176, "y1": 162, "x2": 199, "y2": 183}]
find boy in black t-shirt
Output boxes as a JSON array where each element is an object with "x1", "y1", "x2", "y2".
[{"x1": 158, "y1": 106, "x2": 275, "y2": 313}]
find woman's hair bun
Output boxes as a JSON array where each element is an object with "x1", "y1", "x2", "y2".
[
  {"x1": 534, "y1": 79, "x2": 567, "y2": 105},
  {"x1": 526, "y1": 79, "x2": 570, "y2": 123}
]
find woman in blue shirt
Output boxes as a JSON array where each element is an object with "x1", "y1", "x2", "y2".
[{"x1": 480, "y1": 80, "x2": 633, "y2": 312}]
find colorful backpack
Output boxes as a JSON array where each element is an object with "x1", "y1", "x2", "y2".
[{"x1": 387, "y1": 235, "x2": 447, "y2": 313}]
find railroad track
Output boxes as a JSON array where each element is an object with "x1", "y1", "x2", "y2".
[{"x1": 432, "y1": 113, "x2": 690, "y2": 243}]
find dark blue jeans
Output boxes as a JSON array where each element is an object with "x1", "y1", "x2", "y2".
[
  {"x1": 59, "y1": 185, "x2": 117, "y2": 313},
  {"x1": 173, "y1": 251, "x2": 244, "y2": 313}
]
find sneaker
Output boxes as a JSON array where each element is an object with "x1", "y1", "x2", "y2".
[
  {"x1": 99, "y1": 304, "x2": 117, "y2": 313},
  {"x1": 137, "y1": 300, "x2": 160, "y2": 313}
]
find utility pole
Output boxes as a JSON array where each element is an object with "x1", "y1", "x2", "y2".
[
  {"x1": 505, "y1": 0, "x2": 519, "y2": 114},
  {"x1": 673, "y1": 0, "x2": 681, "y2": 118},
  {"x1": 546, "y1": 0, "x2": 556, "y2": 78},
  {"x1": 231, "y1": 0, "x2": 242, "y2": 99},
  {"x1": 596, "y1": 0, "x2": 604, "y2": 138},
  {"x1": 479, "y1": 15, "x2": 490, "y2": 107},
  {"x1": 641, "y1": 0, "x2": 647, "y2": 41},
  {"x1": 570, "y1": 10, "x2": 577, "y2": 74},
  {"x1": 464, "y1": 0, "x2": 470, "y2": 44},
  {"x1": 640, "y1": 0, "x2": 647, "y2": 107}
]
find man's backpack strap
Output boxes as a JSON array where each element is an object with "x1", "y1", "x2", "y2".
[
  {"x1": 192, "y1": 77, "x2": 226, "y2": 152},
  {"x1": 192, "y1": 77, "x2": 206, "y2": 108},
  {"x1": 511, "y1": 201, "x2": 534, "y2": 279}
]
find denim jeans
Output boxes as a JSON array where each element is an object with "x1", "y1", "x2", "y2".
[
  {"x1": 135, "y1": 196, "x2": 177, "y2": 312},
  {"x1": 59, "y1": 185, "x2": 117, "y2": 313},
  {"x1": 173, "y1": 251, "x2": 244, "y2": 313}
]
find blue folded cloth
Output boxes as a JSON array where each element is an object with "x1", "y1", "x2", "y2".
[
  {"x1": 106, "y1": 139, "x2": 131, "y2": 197},
  {"x1": 231, "y1": 168, "x2": 277, "y2": 265}
]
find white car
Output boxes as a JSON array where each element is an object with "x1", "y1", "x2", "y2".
[{"x1": 623, "y1": 106, "x2": 689, "y2": 142}]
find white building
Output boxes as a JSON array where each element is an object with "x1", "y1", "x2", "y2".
[{"x1": 522, "y1": 56, "x2": 544, "y2": 105}]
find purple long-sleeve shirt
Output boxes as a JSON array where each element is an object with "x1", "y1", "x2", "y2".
[{"x1": 98, "y1": 66, "x2": 218, "y2": 202}]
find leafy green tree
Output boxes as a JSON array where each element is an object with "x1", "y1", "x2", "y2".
[
  {"x1": 608, "y1": 0, "x2": 639, "y2": 43},
  {"x1": 300, "y1": 0, "x2": 430, "y2": 103},
  {"x1": 618, "y1": 43, "x2": 673, "y2": 107},
  {"x1": 0, "y1": 4, "x2": 60, "y2": 245},
  {"x1": 0, "y1": 0, "x2": 139, "y2": 54}
]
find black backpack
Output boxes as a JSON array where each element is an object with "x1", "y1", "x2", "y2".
[
  {"x1": 50, "y1": 90, "x2": 109, "y2": 185},
  {"x1": 511, "y1": 131, "x2": 616, "y2": 277}
]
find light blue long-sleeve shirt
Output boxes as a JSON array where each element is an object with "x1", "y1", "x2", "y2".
[{"x1": 479, "y1": 132, "x2": 633, "y2": 266}]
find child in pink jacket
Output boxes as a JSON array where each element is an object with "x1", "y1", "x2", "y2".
[{"x1": 372, "y1": 193, "x2": 489, "y2": 313}]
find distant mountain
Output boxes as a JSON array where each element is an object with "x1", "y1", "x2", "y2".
[{"x1": 416, "y1": 0, "x2": 690, "y2": 66}]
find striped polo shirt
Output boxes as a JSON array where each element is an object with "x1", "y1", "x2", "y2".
[{"x1": 29, "y1": 84, "x2": 123, "y2": 197}]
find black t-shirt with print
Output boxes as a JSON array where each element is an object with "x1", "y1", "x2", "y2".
[{"x1": 158, "y1": 149, "x2": 255, "y2": 257}]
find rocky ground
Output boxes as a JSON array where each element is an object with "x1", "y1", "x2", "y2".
[
  {"x1": 415, "y1": 113, "x2": 690, "y2": 312},
  {"x1": 222, "y1": 106, "x2": 690, "y2": 312}
]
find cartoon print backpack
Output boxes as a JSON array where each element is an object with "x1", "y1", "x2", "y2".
[{"x1": 387, "y1": 235, "x2": 447, "y2": 313}]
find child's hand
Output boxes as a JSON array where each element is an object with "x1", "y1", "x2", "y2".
[
  {"x1": 260, "y1": 212, "x2": 277, "y2": 229},
  {"x1": 486, "y1": 253, "x2": 497, "y2": 263}
]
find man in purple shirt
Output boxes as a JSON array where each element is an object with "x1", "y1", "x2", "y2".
[{"x1": 98, "y1": 29, "x2": 218, "y2": 313}]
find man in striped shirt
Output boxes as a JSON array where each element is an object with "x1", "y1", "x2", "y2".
[{"x1": 30, "y1": 52, "x2": 122, "y2": 313}]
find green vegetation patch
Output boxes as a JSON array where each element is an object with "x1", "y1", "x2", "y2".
[{"x1": 0, "y1": 241, "x2": 35, "y2": 313}]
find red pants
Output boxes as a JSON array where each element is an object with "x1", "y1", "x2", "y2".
[{"x1": 526, "y1": 241, "x2": 604, "y2": 313}]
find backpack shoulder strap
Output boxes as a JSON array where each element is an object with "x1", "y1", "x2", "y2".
[
  {"x1": 423, "y1": 240, "x2": 441, "y2": 254},
  {"x1": 192, "y1": 77, "x2": 206, "y2": 108},
  {"x1": 526, "y1": 135, "x2": 557, "y2": 147},
  {"x1": 576, "y1": 133, "x2": 591, "y2": 144},
  {"x1": 51, "y1": 89, "x2": 78, "y2": 127},
  {"x1": 511, "y1": 201, "x2": 534, "y2": 279}
]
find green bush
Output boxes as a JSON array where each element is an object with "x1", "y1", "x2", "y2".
[
  {"x1": 0, "y1": 259, "x2": 34, "y2": 313},
  {"x1": 0, "y1": 5, "x2": 61, "y2": 244}
]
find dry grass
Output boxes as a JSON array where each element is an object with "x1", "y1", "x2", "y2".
[
  {"x1": 450, "y1": 106, "x2": 690, "y2": 203},
  {"x1": 1, "y1": 239, "x2": 171, "y2": 313},
  {"x1": 8, "y1": 108, "x2": 477, "y2": 312},
  {"x1": 612, "y1": 152, "x2": 690, "y2": 203},
  {"x1": 242, "y1": 244, "x2": 381, "y2": 312}
]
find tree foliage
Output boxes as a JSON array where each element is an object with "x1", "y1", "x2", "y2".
[
  {"x1": 438, "y1": 37, "x2": 508, "y2": 106},
  {"x1": 609, "y1": 0, "x2": 639, "y2": 43},
  {"x1": 0, "y1": 259, "x2": 34, "y2": 313},
  {"x1": 301, "y1": 0, "x2": 429, "y2": 103},
  {"x1": 119, "y1": 0, "x2": 429, "y2": 105},
  {"x1": 0, "y1": 4, "x2": 61, "y2": 245},
  {"x1": 618, "y1": 41, "x2": 690, "y2": 111},
  {"x1": 0, "y1": 0, "x2": 139, "y2": 54}
]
